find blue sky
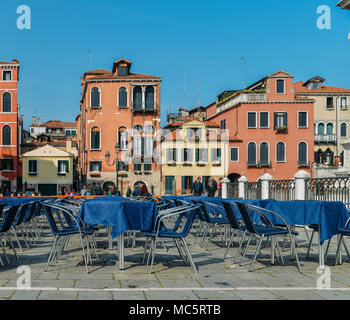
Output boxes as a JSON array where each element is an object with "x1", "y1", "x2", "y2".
[{"x1": 0, "y1": 0, "x2": 349, "y2": 127}]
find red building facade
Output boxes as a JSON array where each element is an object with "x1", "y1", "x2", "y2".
[
  {"x1": 78, "y1": 58, "x2": 162, "y2": 194},
  {"x1": 0, "y1": 60, "x2": 20, "y2": 192},
  {"x1": 206, "y1": 71, "x2": 315, "y2": 181}
]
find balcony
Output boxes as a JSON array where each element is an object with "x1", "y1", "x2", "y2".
[
  {"x1": 314, "y1": 134, "x2": 337, "y2": 144},
  {"x1": 258, "y1": 161, "x2": 272, "y2": 168},
  {"x1": 275, "y1": 126, "x2": 288, "y2": 134},
  {"x1": 217, "y1": 92, "x2": 266, "y2": 114},
  {"x1": 247, "y1": 162, "x2": 258, "y2": 168}
]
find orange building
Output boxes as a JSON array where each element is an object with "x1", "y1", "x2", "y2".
[
  {"x1": 206, "y1": 71, "x2": 315, "y2": 181},
  {"x1": 78, "y1": 58, "x2": 162, "y2": 194},
  {"x1": 0, "y1": 60, "x2": 20, "y2": 192}
]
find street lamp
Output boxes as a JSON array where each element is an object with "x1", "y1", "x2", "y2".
[{"x1": 105, "y1": 142, "x2": 122, "y2": 195}]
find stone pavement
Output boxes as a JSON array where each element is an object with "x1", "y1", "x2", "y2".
[{"x1": 0, "y1": 224, "x2": 350, "y2": 300}]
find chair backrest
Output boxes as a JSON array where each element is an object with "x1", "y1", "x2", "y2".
[
  {"x1": 222, "y1": 201, "x2": 244, "y2": 231},
  {"x1": 25, "y1": 202, "x2": 38, "y2": 221},
  {"x1": 0, "y1": 205, "x2": 21, "y2": 233},
  {"x1": 13, "y1": 203, "x2": 31, "y2": 226},
  {"x1": 174, "y1": 205, "x2": 201, "y2": 238},
  {"x1": 235, "y1": 202, "x2": 258, "y2": 234}
]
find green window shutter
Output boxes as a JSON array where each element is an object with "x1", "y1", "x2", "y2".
[{"x1": 181, "y1": 176, "x2": 186, "y2": 194}]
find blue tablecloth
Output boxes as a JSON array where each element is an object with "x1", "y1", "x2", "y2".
[
  {"x1": 0, "y1": 197, "x2": 51, "y2": 206},
  {"x1": 163, "y1": 196, "x2": 350, "y2": 244},
  {"x1": 80, "y1": 197, "x2": 158, "y2": 239}
]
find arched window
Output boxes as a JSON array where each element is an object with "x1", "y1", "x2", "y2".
[
  {"x1": 2, "y1": 125, "x2": 11, "y2": 146},
  {"x1": 298, "y1": 142, "x2": 307, "y2": 166},
  {"x1": 118, "y1": 87, "x2": 128, "y2": 108},
  {"x1": 145, "y1": 86, "x2": 155, "y2": 110},
  {"x1": 90, "y1": 127, "x2": 101, "y2": 150},
  {"x1": 91, "y1": 87, "x2": 101, "y2": 109},
  {"x1": 133, "y1": 86, "x2": 142, "y2": 111},
  {"x1": 260, "y1": 142, "x2": 269, "y2": 166},
  {"x1": 326, "y1": 123, "x2": 333, "y2": 135},
  {"x1": 118, "y1": 127, "x2": 128, "y2": 150},
  {"x1": 318, "y1": 123, "x2": 325, "y2": 135},
  {"x1": 132, "y1": 125, "x2": 143, "y2": 156},
  {"x1": 247, "y1": 142, "x2": 257, "y2": 166},
  {"x1": 2, "y1": 93, "x2": 11, "y2": 113},
  {"x1": 341, "y1": 123, "x2": 347, "y2": 138},
  {"x1": 315, "y1": 149, "x2": 323, "y2": 164},
  {"x1": 276, "y1": 142, "x2": 285, "y2": 162},
  {"x1": 324, "y1": 148, "x2": 334, "y2": 165},
  {"x1": 145, "y1": 125, "x2": 155, "y2": 135}
]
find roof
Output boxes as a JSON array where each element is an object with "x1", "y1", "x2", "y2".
[
  {"x1": 86, "y1": 71, "x2": 161, "y2": 81},
  {"x1": 22, "y1": 144, "x2": 73, "y2": 157},
  {"x1": 337, "y1": 0, "x2": 350, "y2": 9},
  {"x1": 44, "y1": 121, "x2": 77, "y2": 129},
  {"x1": 0, "y1": 59, "x2": 19, "y2": 66},
  {"x1": 294, "y1": 81, "x2": 350, "y2": 94}
]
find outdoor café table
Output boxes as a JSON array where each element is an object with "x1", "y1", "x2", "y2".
[
  {"x1": 163, "y1": 196, "x2": 350, "y2": 267},
  {"x1": 80, "y1": 197, "x2": 157, "y2": 270}
]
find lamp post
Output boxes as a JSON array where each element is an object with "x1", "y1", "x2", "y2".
[{"x1": 105, "y1": 143, "x2": 122, "y2": 195}]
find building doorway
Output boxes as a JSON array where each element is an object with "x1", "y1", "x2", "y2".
[{"x1": 228, "y1": 173, "x2": 241, "y2": 183}]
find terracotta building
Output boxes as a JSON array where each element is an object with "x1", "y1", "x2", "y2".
[
  {"x1": 0, "y1": 59, "x2": 20, "y2": 192},
  {"x1": 206, "y1": 71, "x2": 315, "y2": 181},
  {"x1": 78, "y1": 58, "x2": 162, "y2": 194}
]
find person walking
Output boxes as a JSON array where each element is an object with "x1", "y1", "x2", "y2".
[
  {"x1": 207, "y1": 180, "x2": 216, "y2": 197},
  {"x1": 191, "y1": 177, "x2": 204, "y2": 196},
  {"x1": 126, "y1": 187, "x2": 132, "y2": 198}
]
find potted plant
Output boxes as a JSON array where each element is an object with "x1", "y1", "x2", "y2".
[{"x1": 275, "y1": 126, "x2": 288, "y2": 133}]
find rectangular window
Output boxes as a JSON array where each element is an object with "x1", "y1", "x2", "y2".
[
  {"x1": 220, "y1": 119, "x2": 226, "y2": 133},
  {"x1": 166, "y1": 148, "x2": 177, "y2": 162},
  {"x1": 211, "y1": 149, "x2": 221, "y2": 162},
  {"x1": 276, "y1": 79, "x2": 285, "y2": 94},
  {"x1": 144, "y1": 137, "x2": 153, "y2": 156},
  {"x1": 28, "y1": 160, "x2": 38, "y2": 175},
  {"x1": 134, "y1": 163, "x2": 142, "y2": 171},
  {"x1": 247, "y1": 112, "x2": 257, "y2": 128},
  {"x1": 89, "y1": 161, "x2": 102, "y2": 172},
  {"x1": 57, "y1": 160, "x2": 69, "y2": 174},
  {"x1": 2, "y1": 71, "x2": 11, "y2": 81},
  {"x1": 195, "y1": 149, "x2": 208, "y2": 162},
  {"x1": 274, "y1": 112, "x2": 288, "y2": 130},
  {"x1": 259, "y1": 112, "x2": 269, "y2": 128},
  {"x1": 0, "y1": 159, "x2": 13, "y2": 171},
  {"x1": 144, "y1": 163, "x2": 152, "y2": 171},
  {"x1": 187, "y1": 128, "x2": 202, "y2": 140},
  {"x1": 181, "y1": 148, "x2": 193, "y2": 162},
  {"x1": 326, "y1": 97, "x2": 334, "y2": 109},
  {"x1": 340, "y1": 97, "x2": 347, "y2": 109},
  {"x1": 230, "y1": 147, "x2": 239, "y2": 162},
  {"x1": 298, "y1": 112, "x2": 308, "y2": 128}
]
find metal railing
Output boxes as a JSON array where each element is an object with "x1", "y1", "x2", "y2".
[
  {"x1": 227, "y1": 182, "x2": 239, "y2": 199},
  {"x1": 305, "y1": 177, "x2": 349, "y2": 203},
  {"x1": 269, "y1": 179, "x2": 295, "y2": 201},
  {"x1": 245, "y1": 181, "x2": 262, "y2": 200}
]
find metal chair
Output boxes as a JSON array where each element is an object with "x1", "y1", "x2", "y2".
[
  {"x1": 235, "y1": 202, "x2": 302, "y2": 272},
  {"x1": 144, "y1": 204, "x2": 202, "y2": 274},
  {"x1": 334, "y1": 217, "x2": 350, "y2": 265},
  {"x1": 42, "y1": 202, "x2": 98, "y2": 273}
]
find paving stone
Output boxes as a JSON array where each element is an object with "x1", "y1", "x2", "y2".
[
  {"x1": 193, "y1": 290, "x2": 239, "y2": 300},
  {"x1": 112, "y1": 291, "x2": 146, "y2": 300},
  {"x1": 10, "y1": 290, "x2": 41, "y2": 300},
  {"x1": 120, "y1": 279, "x2": 162, "y2": 289},
  {"x1": 0, "y1": 290, "x2": 15, "y2": 300},
  {"x1": 77, "y1": 291, "x2": 114, "y2": 300},
  {"x1": 232, "y1": 290, "x2": 280, "y2": 300},
  {"x1": 37, "y1": 290, "x2": 78, "y2": 300},
  {"x1": 59, "y1": 273, "x2": 113, "y2": 280},
  {"x1": 74, "y1": 280, "x2": 120, "y2": 289},
  {"x1": 146, "y1": 290, "x2": 198, "y2": 300}
]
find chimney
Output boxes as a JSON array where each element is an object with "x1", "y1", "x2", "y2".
[
  {"x1": 37, "y1": 117, "x2": 41, "y2": 125},
  {"x1": 32, "y1": 116, "x2": 36, "y2": 125}
]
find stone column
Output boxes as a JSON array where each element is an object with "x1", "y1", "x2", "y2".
[
  {"x1": 238, "y1": 176, "x2": 248, "y2": 199},
  {"x1": 221, "y1": 178, "x2": 230, "y2": 199},
  {"x1": 260, "y1": 173, "x2": 273, "y2": 200},
  {"x1": 294, "y1": 170, "x2": 310, "y2": 200}
]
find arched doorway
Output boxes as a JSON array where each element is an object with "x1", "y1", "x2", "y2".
[
  {"x1": 103, "y1": 181, "x2": 115, "y2": 194},
  {"x1": 228, "y1": 173, "x2": 241, "y2": 183}
]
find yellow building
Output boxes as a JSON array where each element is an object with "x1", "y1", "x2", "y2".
[
  {"x1": 22, "y1": 144, "x2": 73, "y2": 195},
  {"x1": 294, "y1": 77, "x2": 350, "y2": 167},
  {"x1": 161, "y1": 119, "x2": 227, "y2": 195}
]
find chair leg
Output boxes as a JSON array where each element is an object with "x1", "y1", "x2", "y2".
[
  {"x1": 324, "y1": 238, "x2": 331, "y2": 264},
  {"x1": 149, "y1": 237, "x2": 158, "y2": 274},
  {"x1": 45, "y1": 235, "x2": 58, "y2": 272},
  {"x1": 143, "y1": 237, "x2": 150, "y2": 264},
  {"x1": 249, "y1": 236, "x2": 264, "y2": 272},
  {"x1": 206, "y1": 224, "x2": 217, "y2": 251},
  {"x1": 224, "y1": 230, "x2": 235, "y2": 259},
  {"x1": 306, "y1": 229, "x2": 315, "y2": 258},
  {"x1": 290, "y1": 235, "x2": 302, "y2": 273},
  {"x1": 0, "y1": 239, "x2": 10, "y2": 264},
  {"x1": 275, "y1": 238, "x2": 284, "y2": 266},
  {"x1": 234, "y1": 231, "x2": 246, "y2": 264},
  {"x1": 174, "y1": 239, "x2": 188, "y2": 264},
  {"x1": 12, "y1": 226, "x2": 23, "y2": 253},
  {"x1": 334, "y1": 234, "x2": 344, "y2": 266},
  {"x1": 240, "y1": 234, "x2": 252, "y2": 266},
  {"x1": 181, "y1": 238, "x2": 197, "y2": 274}
]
